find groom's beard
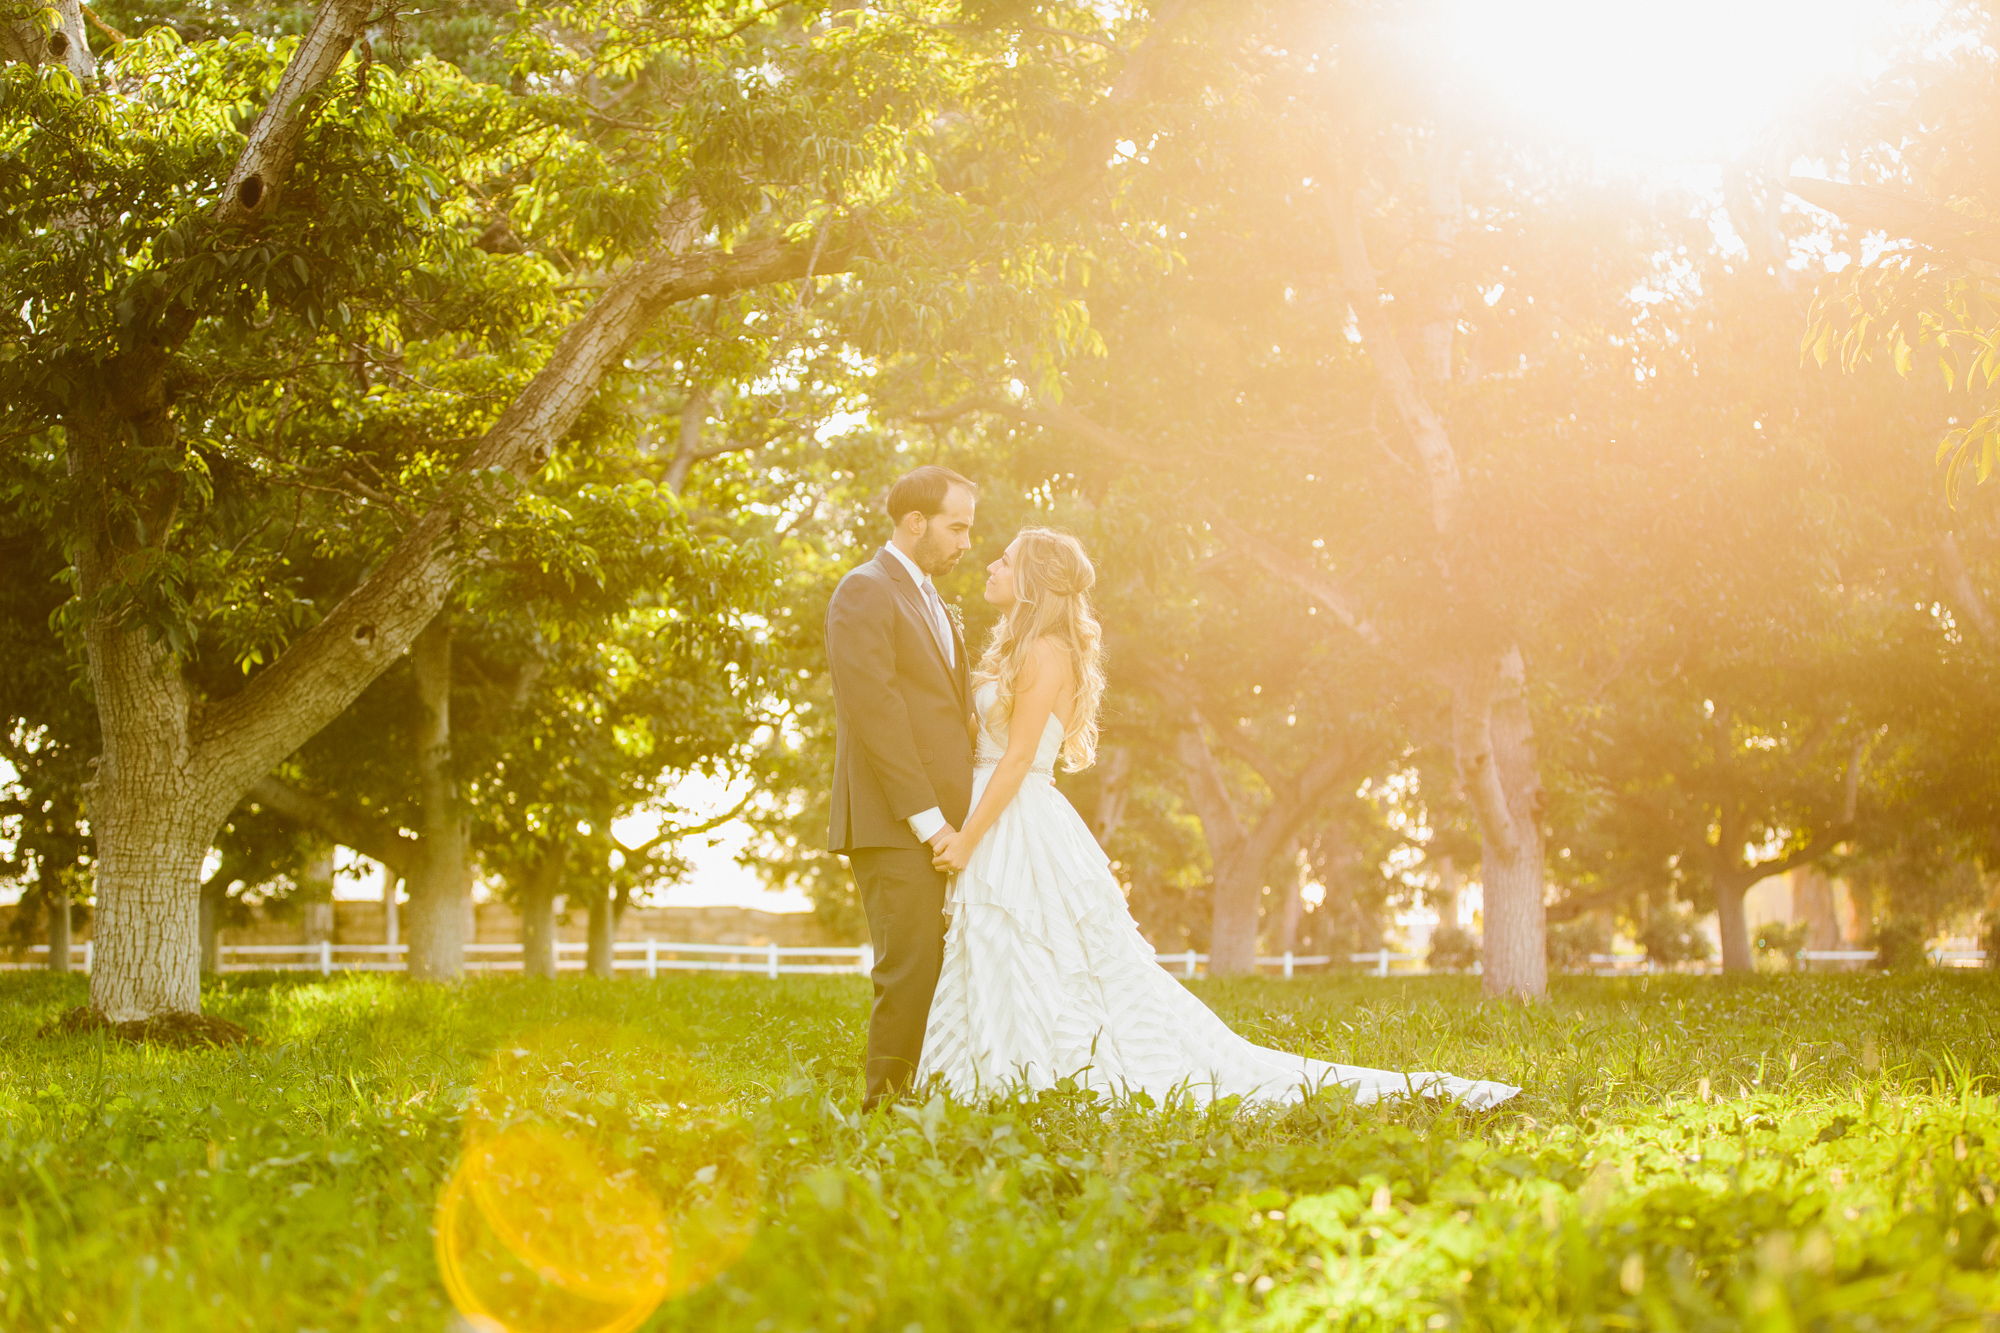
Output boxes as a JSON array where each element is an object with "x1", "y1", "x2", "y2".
[{"x1": 914, "y1": 531, "x2": 963, "y2": 576}]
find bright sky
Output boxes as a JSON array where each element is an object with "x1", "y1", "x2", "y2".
[
  {"x1": 320, "y1": 770, "x2": 811, "y2": 912},
  {"x1": 1446, "y1": 0, "x2": 1915, "y2": 165}
]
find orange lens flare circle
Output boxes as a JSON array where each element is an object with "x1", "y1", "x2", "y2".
[{"x1": 434, "y1": 1025, "x2": 762, "y2": 1333}]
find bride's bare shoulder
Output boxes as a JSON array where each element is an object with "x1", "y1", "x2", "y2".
[{"x1": 1023, "y1": 636, "x2": 1072, "y2": 684}]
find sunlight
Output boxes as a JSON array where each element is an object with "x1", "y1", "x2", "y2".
[{"x1": 1445, "y1": 0, "x2": 1912, "y2": 164}]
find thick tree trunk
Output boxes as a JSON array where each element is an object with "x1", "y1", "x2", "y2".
[
  {"x1": 47, "y1": 884, "x2": 71, "y2": 973},
  {"x1": 82, "y1": 611, "x2": 236, "y2": 1020},
  {"x1": 404, "y1": 616, "x2": 469, "y2": 980},
  {"x1": 586, "y1": 890, "x2": 617, "y2": 978},
  {"x1": 1208, "y1": 857, "x2": 1265, "y2": 977},
  {"x1": 1715, "y1": 875, "x2": 1754, "y2": 974},
  {"x1": 518, "y1": 844, "x2": 567, "y2": 979}
]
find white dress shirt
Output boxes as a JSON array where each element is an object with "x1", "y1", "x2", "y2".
[{"x1": 883, "y1": 543, "x2": 954, "y2": 843}]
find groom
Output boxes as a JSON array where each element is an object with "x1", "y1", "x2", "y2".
[{"x1": 826, "y1": 465, "x2": 977, "y2": 1108}]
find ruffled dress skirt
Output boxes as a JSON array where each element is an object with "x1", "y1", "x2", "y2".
[{"x1": 917, "y1": 765, "x2": 1520, "y2": 1112}]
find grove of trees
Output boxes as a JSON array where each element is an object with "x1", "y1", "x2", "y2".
[{"x1": 4, "y1": 0, "x2": 1998, "y2": 1021}]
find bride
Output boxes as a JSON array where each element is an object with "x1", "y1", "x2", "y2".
[{"x1": 918, "y1": 527, "x2": 1520, "y2": 1112}]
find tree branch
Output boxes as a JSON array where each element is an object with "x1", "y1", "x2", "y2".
[
  {"x1": 195, "y1": 219, "x2": 835, "y2": 792},
  {"x1": 217, "y1": 0, "x2": 374, "y2": 227},
  {"x1": 1174, "y1": 724, "x2": 1246, "y2": 856},
  {"x1": 1201, "y1": 512, "x2": 1382, "y2": 647},
  {"x1": 613, "y1": 794, "x2": 751, "y2": 857},
  {"x1": 1447, "y1": 657, "x2": 1521, "y2": 860},
  {"x1": 1936, "y1": 531, "x2": 2000, "y2": 648},
  {"x1": 0, "y1": 0, "x2": 93, "y2": 80},
  {"x1": 248, "y1": 775, "x2": 417, "y2": 877},
  {"x1": 1328, "y1": 186, "x2": 1462, "y2": 534}
]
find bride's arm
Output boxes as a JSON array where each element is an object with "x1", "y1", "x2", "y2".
[{"x1": 931, "y1": 638, "x2": 1068, "y2": 872}]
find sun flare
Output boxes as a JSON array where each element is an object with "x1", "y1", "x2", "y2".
[{"x1": 1445, "y1": 0, "x2": 1909, "y2": 164}]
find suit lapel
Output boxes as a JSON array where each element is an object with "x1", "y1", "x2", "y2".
[
  {"x1": 876, "y1": 550, "x2": 959, "y2": 695},
  {"x1": 950, "y1": 617, "x2": 969, "y2": 706}
]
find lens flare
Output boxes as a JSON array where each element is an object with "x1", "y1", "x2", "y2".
[{"x1": 436, "y1": 1025, "x2": 761, "y2": 1332}]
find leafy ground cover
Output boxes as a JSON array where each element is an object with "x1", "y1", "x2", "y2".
[{"x1": 2, "y1": 969, "x2": 1997, "y2": 1331}]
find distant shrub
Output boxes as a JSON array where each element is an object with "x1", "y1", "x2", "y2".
[
  {"x1": 1426, "y1": 923, "x2": 1480, "y2": 973},
  {"x1": 1869, "y1": 915, "x2": 1931, "y2": 970},
  {"x1": 1638, "y1": 906, "x2": 1714, "y2": 968},
  {"x1": 1753, "y1": 920, "x2": 1810, "y2": 970},
  {"x1": 1546, "y1": 916, "x2": 1611, "y2": 973}
]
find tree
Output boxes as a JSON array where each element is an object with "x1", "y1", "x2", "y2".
[{"x1": 0, "y1": 0, "x2": 1191, "y2": 1019}]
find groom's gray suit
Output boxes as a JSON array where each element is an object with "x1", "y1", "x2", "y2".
[{"x1": 826, "y1": 548, "x2": 973, "y2": 1107}]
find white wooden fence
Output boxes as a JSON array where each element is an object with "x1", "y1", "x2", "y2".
[
  {"x1": 3, "y1": 942, "x2": 1431, "y2": 978},
  {"x1": 1585, "y1": 947, "x2": 1988, "y2": 974},
  {"x1": 5, "y1": 942, "x2": 1987, "y2": 977}
]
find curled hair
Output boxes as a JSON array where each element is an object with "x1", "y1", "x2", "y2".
[{"x1": 972, "y1": 527, "x2": 1105, "y2": 771}]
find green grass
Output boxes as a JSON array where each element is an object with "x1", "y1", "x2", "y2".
[{"x1": 2, "y1": 970, "x2": 1998, "y2": 1331}]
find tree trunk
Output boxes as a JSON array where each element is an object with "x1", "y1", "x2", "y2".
[
  {"x1": 1453, "y1": 647, "x2": 1548, "y2": 999},
  {"x1": 1092, "y1": 744, "x2": 1132, "y2": 846},
  {"x1": 586, "y1": 889, "x2": 617, "y2": 978},
  {"x1": 1275, "y1": 839, "x2": 1303, "y2": 956},
  {"x1": 404, "y1": 615, "x2": 470, "y2": 980},
  {"x1": 1792, "y1": 866, "x2": 1839, "y2": 950},
  {"x1": 1847, "y1": 878, "x2": 1876, "y2": 948},
  {"x1": 82, "y1": 609, "x2": 235, "y2": 1020},
  {"x1": 47, "y1": 884, "x2": 71, "y2": 973},
  {"x1": 519, "y1": 843, "x2": 568, "y2": 979},
  {"x1": 1433, "y1": 855, "x2": 1461, "y2": 929},
  {"x1": 1715, "y1": 873, "x2": 1754, "y2": 973},
  {"x1": 198, "y1": 869, "x2": 228, "y2": 974},
  {"x1": 300, "y1": 847, "x2": 335, "y2": 945},
  {"x1": 1208, "y1": 856, "x2": 1265, "y2": 977}
]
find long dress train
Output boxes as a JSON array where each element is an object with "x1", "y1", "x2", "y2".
[{"x1": 916, "y1": 683, "x2": 1521, "y2": 1112}]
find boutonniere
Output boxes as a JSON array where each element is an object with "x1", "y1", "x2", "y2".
[{"x1": 943, "y1": 602, "x2": 965, "y2": 637}]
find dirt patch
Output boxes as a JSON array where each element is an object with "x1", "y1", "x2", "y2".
[{"x1": 37, "y1": 1006, "x2": 258, "y2": 1049}]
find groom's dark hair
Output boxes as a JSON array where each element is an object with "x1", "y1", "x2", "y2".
[{"x1": 885, "y1": 465, "x2": 976, "y2": 524}]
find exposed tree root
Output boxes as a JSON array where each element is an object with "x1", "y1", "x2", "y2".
[{"x1": 37, "y1": 1006, "x2": 257, "y2": 1048}]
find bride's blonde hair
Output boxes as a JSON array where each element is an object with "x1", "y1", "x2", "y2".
[{"x1": 972, "y1": 527, "x2": 1106, "y2": 771}]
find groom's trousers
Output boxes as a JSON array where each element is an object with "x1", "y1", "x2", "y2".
[{"x1": 846, "y1": 846, "x2": 948, "y2": 1109}]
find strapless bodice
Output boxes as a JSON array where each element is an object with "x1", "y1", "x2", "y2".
[{"x1": 973, "y1": 681, "x2": 1063, "y2": 776}]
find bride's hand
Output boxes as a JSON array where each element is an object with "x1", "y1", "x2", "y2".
[{"x1": 930, "y1": 831, "x2": 973, "y2": 874}]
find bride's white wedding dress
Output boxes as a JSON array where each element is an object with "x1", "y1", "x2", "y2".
[{"x1": 917, "y1": 683, "x2": 1521, "y2": 1112}]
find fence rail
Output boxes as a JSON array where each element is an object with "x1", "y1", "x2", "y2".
[{"x1": 4, "y1": 942, "x2": 1989, "y2": 977}]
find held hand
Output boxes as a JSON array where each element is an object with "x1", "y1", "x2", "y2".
[{"x1": 930, "y1": 829, "x2": 973, "y2": 874}]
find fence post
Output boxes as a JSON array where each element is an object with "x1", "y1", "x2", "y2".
[
  {"x1": 83, "y1": 940, "x2": 92, "y2": 974},
  {"x1": 646, "y1": 939, "x2": 658, "y2": 980},
  {"x1": 1184, "y1": 949, "x2": 1197, "y2": 979},
  {"x1": 320, "y1": 939, "x2": 332, "y2": 977},
  {"x1": 1283, "y1": 951, "x2": 1294, "y2": 979},
  {"x1": 1376, "y1": 947, "x2": 1388, "y2": 978},
  {"x1": 767, "y1": 941, "x2": 779, "y2": 980},
  {"x1": 859, "y1": 943, "x2": 875, "y2": 977}
]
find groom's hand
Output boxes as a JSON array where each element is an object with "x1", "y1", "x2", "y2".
[
  {"x1": 927, "y1": 824, "x2": 957, "y2": 853},
  {"x1": 930, "y1": 829, "x2": 972, "y2": 874}
]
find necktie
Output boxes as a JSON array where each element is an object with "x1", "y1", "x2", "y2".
[{"x1": 921, "y1": 580, "x2": 954, "y2": 666}]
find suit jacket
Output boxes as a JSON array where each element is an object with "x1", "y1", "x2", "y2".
[{"x1": 826, "y1": 549, "x2": 974, "y2": 853}]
